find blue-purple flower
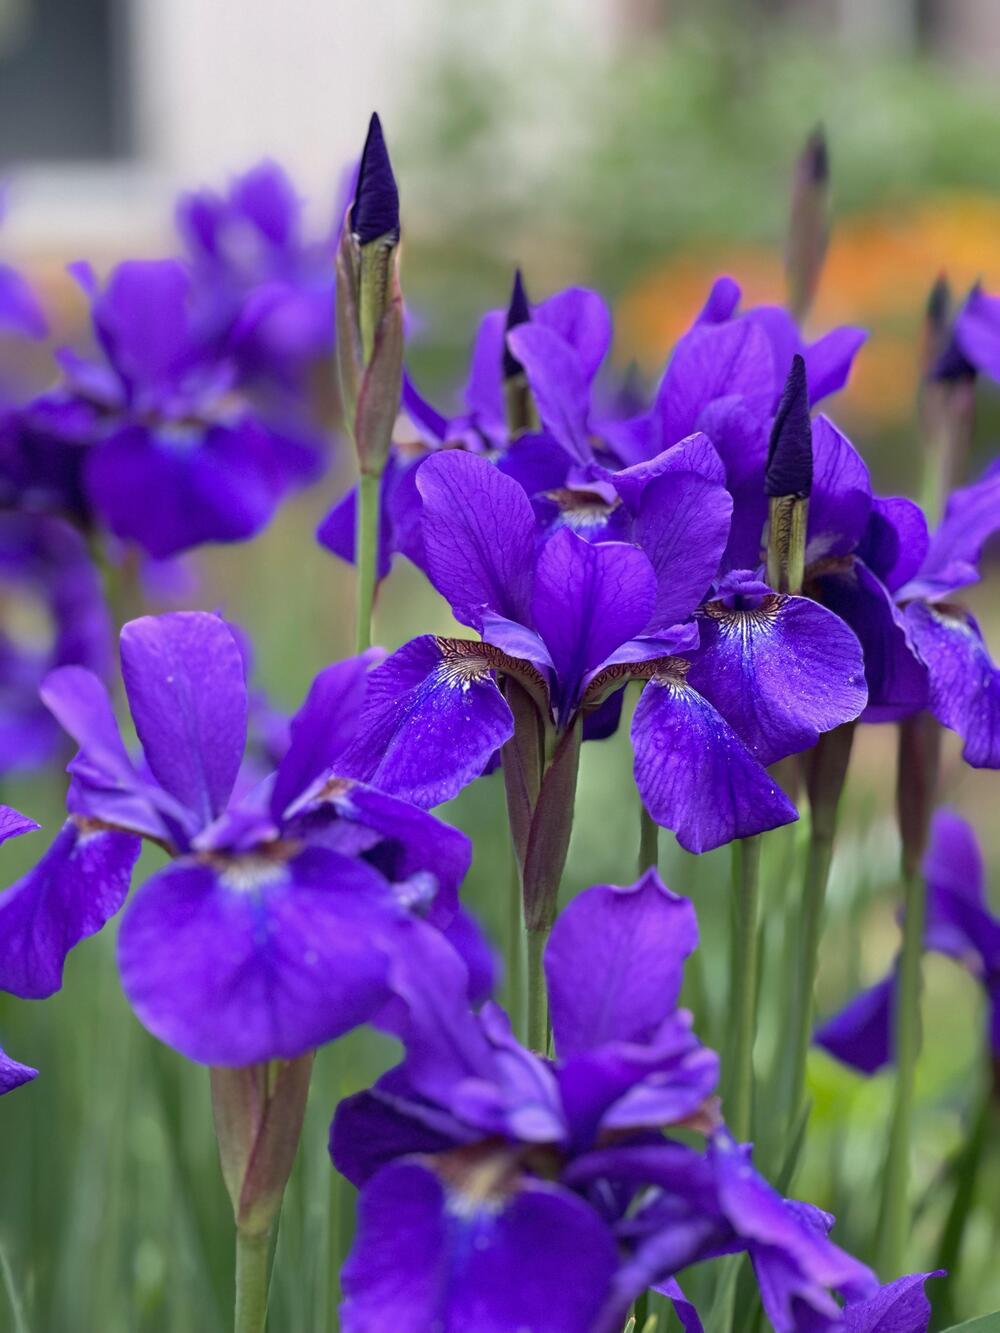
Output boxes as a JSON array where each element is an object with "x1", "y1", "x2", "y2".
[
  {"x1": 0, "y1": 512, "x2": 110, "y2": 775},
  {"x1": 0, "y1": 804, "x2": 40, "y2": 1095},
  {"x1": 338, "y1": 450, "x2": 866, "y2": 854},
  {"x1": 3, "y1": 260, "x2": 324, "y2": 557},
  {"x1": 331, "y1": 870, "x2": 880, "y2": 1333},
  {"x1": 816, "y1": 810, "x2": 1000, "y2": 1072},
  {"x1": 0, "y1": 611, "x2": 480, "y2": 1065}
]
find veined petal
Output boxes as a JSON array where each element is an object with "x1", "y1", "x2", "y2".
[
  {"x1": 633, "y1": 470, "x2": 732, "y2": 631},
  {"x1": 611, "y1": 431, "x2": 724, "y2": 513},
  {"x1": 120, "y1": 612, "x2": 248, "y2": 827},
  {"x1": 0, "y1": 820, "x2": 140, "y2": 998},
  {"x1": 688, "y1": 592, "x2": 867, "y2": 765},
  {"x1": 0, "y1": 806, "x2": 39, "y2": 845},
  {"x1": 905, "y1": 602, "x2": 1000, "y2": 767},
  {"x1": 631, "y1": 671, "x2": 797, "y2": 854},
  {"x1": 117, "y1": 847, "x2": 402, "y2": 1064},
  {"x1": 531, "y1": 529, "x2": 656, "y2": 712},
  {"x1": 417, "y1": 452, "x2": 537, "y2": 629},
  {"x1": 536, "y1": 286, "x2": 612, "y2": 383},
  {"x1": 857, "y1": 497, "x2": 929, "y2": 595},
  {"x1": 337, "y1": 636, "x2": 516, "y2": 808},
  {"x1": 843, "y1": 1272, "x2": 944, "y2": 1333},
  {"x1": 656, "y1": 320, "x2": 774, "y2": 444},
  {"x1": 505, "y1": 324, "x2": 593, "y2": 464},
  {"x1": 341, "y1": 1160, "x2": 618, "y2": 1333},
  {"x1": 546, "y1": 871, "x2": 698, "y2": 1057}
]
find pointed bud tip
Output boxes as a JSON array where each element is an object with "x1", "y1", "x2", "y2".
[
  {"x1": 503, "y1": 268, "x2": 532, "y2": 380},
  {"x1": 926, "y1": 273, "x2": 951, "y2": 328},
  {"x1": 765, "y1": 354, "x2": 813, "y2": 498},
  {"x1": 801, "y1": 126, "x2": 829, "y2": 185},
  {"x1": 928, "y1": 281, "x2": 977, "y2": 384},
  {"x1": 351, "y1": 112, "x2": 400, "y2": 245}
]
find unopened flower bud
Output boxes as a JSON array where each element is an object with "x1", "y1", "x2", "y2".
[
  {"x1": 766, "y1": 355, "x2": 812, "y2": 593},
  {"x1": 786, "y1": 126, "x2": 830, "y2": 323},
  {"x1": 502, "y1": 269, "x2": 539, "y2": 436}
]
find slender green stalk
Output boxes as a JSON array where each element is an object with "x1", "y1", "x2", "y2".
[
  {"x1": 638, "y1": 803, "x2": 659, "y2": 877},
  {"x1": 507, "y1": 847, "x2": 525, "y2": 1038},
  {"x1": 784, "y1": 832, "x2": 834, "y2": 1131},
  {"x1": 526, "y1": 926, "x2": 550, "y2": 1055},
  {"x1": 354, "y1": 471, "x2": 381, "y2": 652},
  {"x1": 728, "y1": 835, "x2": 762, "y2": 1142},
  {"x1": 234, "y1": 1228, "x2": 271, "y2": 1333},
  {"x1": 931, "y1": 1073, "x2": 993, "y2": 1326},
  {"x1": 877, "y1": 865, "x2": 926, "y2": 1278}
]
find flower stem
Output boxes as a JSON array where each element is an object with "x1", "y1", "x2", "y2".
[
  {"x1": 638, "y1": 803, "x2": 659, "y2": 878},
  {"x1": 728, "y1": 835, "x2": 762, "y2": 1142},
  {"x1": 234, "y1": 1228, "x2": 271, "y2": 1333},
  {"x1": 506, "y1": 845, "x2": 525, "y2": 1038},
  {"x1": 784, "y1": 831, "x2": 834, "y2": 1131},
  {"x1": 931, "y1": 1071, "x2": 994, "y2": 1326},
  {"x1": 877, "y1": 864, "x2": 926, "y2": 1278},
  {"x1": 526, "y1": 926, "x2": 550, "y2": 1055},
  {"x1": 355, "y1": 470, "x2": 381, "y2": 653}
]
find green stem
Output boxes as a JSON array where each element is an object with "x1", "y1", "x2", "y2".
[
  {"x1": 878, "y1": 866, "x2": 926, "y2": 1278},
  {"x1": 526, "y1": 926, "x2": 550, "y2": 1055},
  {"x1": 931, "y1": 1073, "x2": 993, "y2": 1326},
  {"x1": 234, "y1": 1228, "x2": 271, "y2": 1333},
  {"x1": 785, "y1": 831, "x2": 834, "y2": 1133},
  {"x1": 728, "y1": 835, "x2": 762, "y2": 1142},
  {"x1": 638, "y1": 803, "x2": 659, "y2": 878},
  {"x1": 507, "y1": 847, "x2": 525, "y2": 1038},
  {"x1": 355, "y1": 471, "x2": 381, "y2": 653}
]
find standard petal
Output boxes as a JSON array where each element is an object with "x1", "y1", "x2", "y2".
[
  {"x1": 546, "y1": 870, "x2": 698, "y2": 1057},
  {"x1": 656, "y1": 320, "x2": 774, "y2": 444},
  {"x1": 117, "y1": 847, "x2": 402, "y2": 1064},
  {"x1": 632, "y1": 673, "x2": 797, "y2": 854},
  {"x1": 688, "y1": 593, "x2": 867, "y2": 765},
  {"x1": 915, "y1": 463, "x2": 1000, "y2": 592},
  {"x1": 337, "y1": 636, "x2": 515, "y2": 808},
  {"x1": 505, "y1": 323, "x2": 593, "y2": 464},
  {"x1": 806, "y1": 416, "x2": 872, "y2": 562},
  {"x1": 905, "y1": 603, "x2": 1000, "y2": 767},
  {"x1": 856, "y1": 497, "x2": 929, "y2": 595},
  {"x1": 843, "y1": 1271, "x2": 944, "y2": 1333},
  {"x1": 633, "y1": 470, "x2": 732, "y2": 630},
  {"x1": 270, "y1": 651, "x2": 382, "y2": 819},
  {"x1": 120, "y1": 612, "x2": 248, "y2": 826},
  {"x1": 531, "y1": 529, "x2": 656, "y2": 712},
  {"x1": 813, "y1": 973, "x2": 895, "y2": 1075},
  {"x1": 610, "y1": 431, "x2": 725, "y2": 514},
  {"x1": 0, "y1": 1044, "x2": 38, "y2": 1095},
  {"x1": 0, "y1": 820, "x2": 141, "y2": 998},
  {"x1": 803, "y1": 326, "x2": 867, "y2": 404},
  {"x1": 341, "y1": 1160, "x2": 619, "y2": 1333},
  {"x1": 417, "y1": 452, "x2": 537, "y2": 629},
  {"x1": 536, "y1": 286, "x2": 612, "y2": 383}
]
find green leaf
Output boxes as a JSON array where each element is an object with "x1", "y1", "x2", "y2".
[{"x1": 940, "y1": 1315, "x2": 1000, "y2": 1333}]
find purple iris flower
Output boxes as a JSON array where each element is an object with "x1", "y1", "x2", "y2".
[
  {"x1": 0, "y1": 805, "x2": 40, "y2": 1095},
  {"x1": 3, "y1": 259, "x2": 323, "y2": 558},
  {"x1": 885, "y1": 461, "x2": 1000, "y2": 767},
  {"x1": 816, "y1": 810, "x2": 1000, "y2": 1072},
  {"x1": 331, "y1": 870, "x2": 878, "y2": 1333},
  {"x1": 317, "y1": 281, "x2": 616, "y2": 576},
  {"x1": 177, "y1": 159, "x2": 344, "y2": 387},
  {"x1": 0, "y1": 611, "x2": 481, "y2": 1065},
  {"x1": 0, "y1": 512, "x2": 111, "y2": 775},
  {"x1": 337, "y1": 450, "x2": 866, "y2": 853}
]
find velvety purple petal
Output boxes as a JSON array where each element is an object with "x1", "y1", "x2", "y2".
[
  {"x1": 857, "y1": 497, "x2": 929, "y2": 595},
  {"x1": 924, "y1": 812, "x2": 1000, "y2": 971},
  {"x1": 0, "y1": 263, "x2": 48, "y2": 339},
  {"x1": 633, "y1": 470, "x2": 732, "y2": 630},
  {"x1": 924, "y1": 809, "x2": 985, "y2": 906},
  {"x1": 916, "y1": 465, "x2": 1000, "y2": 592},
  {"x1": 632, "y1": 675, "x2": 797, "y2": 854},
  {"x1": 316, "y1": 464, "x2": 396, "y2": 581},
  {"x1": 402, "y1": 373, "x2": 449, "y2": 444},
  {"x1": 806, "y1": 416, "x2": 872, "y2": 561},
  {"x1": 819, "y1": 561, "x2": 928, "y2": 720},
  {"x1": 656, "y1": 320, "x2": 774, "y2": 444},
  {"x1": 230, "y1": 159, "x2": 299, "y2": 245},
  {"x1": 330, "y1": 1070, "x2": 468, "y2": 1187},
  {"x1": 0, "y1": 820, "x2": 140, "y2": 998},
  {"x1": 696, "y1": 275, "x2": 742, "y2": 324},
  {"x1": 657, "y1": 1278, "x2": 704, "y2": 1333},
  {"x1": 698, "y1": 398, "x2": 770, "y2": 572},
  {"x1": 843, "y1": 1271, "x2": 944, "y2": 1333},
  {"x1": 688, "y1": 594, "x2": 867, "y2": 765},
  {"x1": 537, "y1": 287, "x2": 612, "y2": 383},
  {"x1": 341, "y1": 1161, "x2": 619, "y2": 1333},
  {"x1": 417, "y1": 452, "x2": 537, "y2": 629},
  {"x1": 506, "y1": 324, "x2": 592, "y2": 464},
  {"x1": 337, "y1": 636, "x2": 514, "y2": 808},
  {"x1": 814, "y1": 974, "x2": 895, "y2": 1075},
  {"x1": 803, "y1": 326, "x2": 868, "y2": 404},
  {"x1": 546, "y1": 870, "x2": 698, "y2": 1057},
  {"x1": 117, "y1": 847, "x2": 402, "y2": 1064},
  {"x1": 480, "y1": 613, "x2": 554, "y2": 675},
  {"x1": 0, "y1": 805, "x2": 39, "y2": 845},
  {"x1": 904, "y1": 603, "x2": 1000, "y2": 767},
  {"x1": 120, "y1": 612, "x2": 248, "y2": 826},
  {"x1": 0, "y1": 1044, "x2": 38, "y2": 1095},
  {"x1": 90, "y1": 259, "x2": 193, "y2": 396},
  {"x1": 463, "y1": 308, "x2": 506, "y2": 427},
  {"x1": 442, "y1": 907, "x2": 498, "y2": 1005},
  {"x1": 40, "y1": 665, "x2": 179, "y2": 842},
  {"x1": 611, "y1": 432, "x2": 725, "y2": 513},
  {"x1": 531, "y1": 529, "x2": 656, "y2": 712},
  {"x1": 954, "y1": 285, "x2": 1000, "y2": 378},
  {"x1": 496, "y1": 432, "x2": 573, "y2": 498},
  {"x1": 270, "y1": 651, "x2": 381, "y2": 819}
]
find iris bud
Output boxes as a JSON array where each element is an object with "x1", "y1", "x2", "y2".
[
  {"x1": 765, "y1": 354, "x2": 812, "y2": 594},
  {"x1": 786, "y1": 125, "x2": 830, "y2": 323},
  {"x1": 502, "y1": 269, "x2": 539, "y2": 436}
]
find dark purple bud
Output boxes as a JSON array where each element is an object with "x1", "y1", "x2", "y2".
[
  {"x1": 928, "y1": 284, "x2": 977, "y2": 384},
  {"x1": 351, "y1": 113, "x2": 400, "y2": 245},
  {"x1": 801, "y1": 124, "x2": 829, "y2": 186},
  {"x1": 786, "y1": 126, "x2": 830, "y2": 321},
  {"x1": 503, "y1": 269, "x2": 532, "y2": 380},
  {"x1": 765, "y1": 354, "x2": 812, "y2": 499}
]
